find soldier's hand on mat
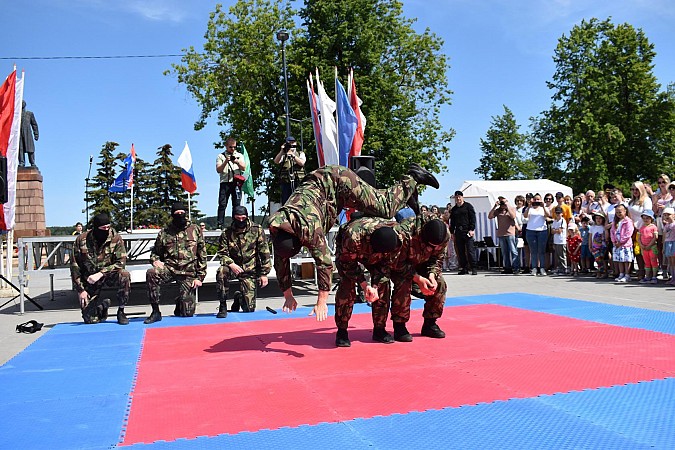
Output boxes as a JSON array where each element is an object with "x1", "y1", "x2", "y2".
[
  {"x1": 282, "y1": 289, "x2": 297, "y2": 313},
  {"x1": 364, "y1": 285, "x2": 379, "y2": 302},
  {"x1": 192, "y1": 279, "x2": 203, "y2": 288},
  {"x1": 229, "y1": 263, "x2": 243, "y2": 276},
  {"x1": 153, "y1": 260, "x2": 165, "y2": 269},
  {"x1": 259, "y1": 275, "x2": 268, "y2": 288},
  {"x1": 86, "y1": 272, "x2": 103, "y2": 285},
  {"x1": 78, "y1": 290, "x2": 89, "y2": 309}
]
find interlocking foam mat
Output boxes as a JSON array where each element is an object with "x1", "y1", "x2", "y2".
[{"x1": 2, "y1": 293, "x2": 674, "y2": 449}]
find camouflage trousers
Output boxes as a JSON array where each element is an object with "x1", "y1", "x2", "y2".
[
  {"x1": 334, "y1": 171, "x2": 418, "y2": 219},
  {"x1": 216, "y1": 266, "x2": 257, "y2": 311},
  {"x1": 146, "y1": 266, "x2": 197, "y2": 314},
  {"x1": 81, "y1": 269, "x2": 130, "y2": 309},
  {"x1": 381, "y1": 273, "x2": 447, "y2": 324},
  {"x1": 334, "y1": 275, "x2": 391, "y2": 330}
]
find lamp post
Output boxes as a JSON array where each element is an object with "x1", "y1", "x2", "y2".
[
  {"x1": 276, "y1": 30, "x2": 291, "y2": 139},
  {"x1": 85, "y1": 155, "x2": 93, "y2": 225}
]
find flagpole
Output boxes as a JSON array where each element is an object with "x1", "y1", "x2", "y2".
[
  {"x1": 130, "y1": 181, "x2": 134, "y2": 232},
  {"x1": 188, "y1": 193, "x2": 192, "y2": 221}
]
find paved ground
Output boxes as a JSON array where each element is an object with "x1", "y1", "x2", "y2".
[{"x1": 2, "y1": 266, "x2": 674, "y2": 366}]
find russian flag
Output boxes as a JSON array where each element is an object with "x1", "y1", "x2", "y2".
[{"x1": 178, "y1": 142, "x2": 197, "y2": 194}]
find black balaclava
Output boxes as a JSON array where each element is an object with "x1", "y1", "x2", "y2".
[
  {"x1": 171, "y1": 202, "x2": 188, "y2": 229},
  {"x1": 232, "y1": 205, "x2": 249, "y2": 230},
  {"x1": 421, "y1": 219, "x2": 448, "y2": 245},
  {"x1": 92, "y1": 213, "x2": 110, "y2": 245},
  {"x1": 370, "y1": 226, "x2": 400, "y2": 253},
  {"x1": 273, "y1": 229, "x2": 301, "y2": 259}
]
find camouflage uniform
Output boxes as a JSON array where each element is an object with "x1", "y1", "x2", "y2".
[
  {"x1": 71, "y1": 228, "x2": 130, "y2": 321},
  {"x1": 216, "y1": 219, "x2": 271, "y2": 311},
  {"x1": 334, "y1": 217, "x2": 409, "y2": 330},
  {"x1": 146, "y1": 222, "x2": 206, "y2": 316},
  {"x1": 268, "y1": 165, "x2": 417, "y2": 293},
  {"x1": 387, "y1": 217, "x2": 449, "y2": 325}
]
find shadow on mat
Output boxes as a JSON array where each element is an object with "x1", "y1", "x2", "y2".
[{"x1": 204, "y1": 326, "x2": 376, "y2": 357}]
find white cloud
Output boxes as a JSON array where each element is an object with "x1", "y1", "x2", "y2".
[{"x1": 58, "y1": 0, "x2": 191, "y2": 23}]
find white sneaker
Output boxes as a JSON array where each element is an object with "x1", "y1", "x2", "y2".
[
  {"x1": 624, "y1": 275, "x2": 631, "y2": 282},
  {"x1": 539, "y1": 268, "x2": 547, "y2": 276},
  {"x1": 615, "y1": 275, "x2": 624, "y2": 282}
]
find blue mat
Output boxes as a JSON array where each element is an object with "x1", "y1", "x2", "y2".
[{"x1": 1, "y1": 292, "x2": 674, "y2": 449}]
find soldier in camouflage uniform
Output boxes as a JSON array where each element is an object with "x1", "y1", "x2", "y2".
[
  {"x1": 144, "y1": 202, "x2": 207, "y2": 324},
  {"x1": 71, "y1": 213, "x2": 131, "y2": 325},
  {"x1": 387, "y1": 218, "x2": 449, "y2": 341},
  {"x1": 215, "y1": 206, "x2": 271, "y2": 317},
  {"x1": 334, "y1": 216, "x2": 410, "y2": 347},
  {"x1": 269, "y1": 163, "x2": 439, "y2": 322}
]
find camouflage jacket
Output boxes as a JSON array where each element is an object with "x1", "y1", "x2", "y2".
[
  {"x1": 151, "y1": 223, "x2": 207, "y2": 280},
  {"x1": 269, "y1": 164, "x2": 411, "y2": 292},
  {"x1": 218, "y1": 220, "x2": 271, "y2": 278},
  {"x1": 70, "y1": 228, "x2": 127, "y2": 292},
  {"x1": 335, "y1": 217, "x2": 406, "y2": 286},
  {"x1": 394, "y1": 217, "x2": 449, "y2": 279}
]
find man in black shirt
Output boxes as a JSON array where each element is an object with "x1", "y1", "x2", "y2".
[{"x1": 450, "y1": 190, "x2": 477, "y2": 275}]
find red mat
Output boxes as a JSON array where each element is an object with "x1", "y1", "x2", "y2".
[{"x1": 121, "y1": 304, "x2": 675, "y2": 445}]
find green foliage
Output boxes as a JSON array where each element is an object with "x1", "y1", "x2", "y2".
[
  {"x1": 86, "y1": 141, "x2": 119, "y2": 227},
  {"x1": 530, "y1": 18, "x2": 675, "y2": 192},
  {"x1": 167, "y1": 0, "x2": 453, "y2": 199},
  {"x1": 476, "y1": 105, "x2": 533, "y2": 180}
]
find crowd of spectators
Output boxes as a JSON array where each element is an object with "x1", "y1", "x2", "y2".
[{"x1": 423, "y1": 176, "x2": 675, "y2": 284}]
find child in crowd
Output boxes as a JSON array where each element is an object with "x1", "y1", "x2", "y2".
[
  {"x1": 550, "y1": 206, "x2": 568, "y2": 274},
  {"x1": 567, "y1": 222, "x2": 582, "y2": 276},
  {"x1": 638, "y1": 210, "x2": 659, "y2": 284},
  {"x1": 661, "y1": 207, "x2": 675, "y2": 285},
  {"x1": 611, "y1": 204, "x2": 635, "y2": 283},
  {"x1": 590, "y1": 213, "x2": 609, "y2": 278},
  {"x1": 579, "y1": 216, "x2": 593, "y2": 273}
]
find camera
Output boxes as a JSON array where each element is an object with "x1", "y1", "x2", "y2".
[
  {"x1": 230, "y1": 154, "x2": 236, "y2": 162},
  {"x1": 532, "y1": 201, "x2": 542, "y2": 207},
  {"x1": 499, "y1": 200, "x2": 506, "y2": 206}
]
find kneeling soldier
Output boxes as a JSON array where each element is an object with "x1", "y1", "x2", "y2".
[
  {"x1": 144, "y1": 202, "x2": 206, "y2": 324},
  {"x1": 216, "y1": 206, "x2": 271, "y2": 317},
  {"x1": 71, "y1": 213, "x2": 131, "y2": 325}
]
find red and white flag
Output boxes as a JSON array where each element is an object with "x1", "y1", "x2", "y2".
[{"x1": 0, "y1": 68, "x2": 24, "y2": 230}]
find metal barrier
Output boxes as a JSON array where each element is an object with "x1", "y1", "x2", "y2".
[{"x1": 15, "y1": 227, "x2": 339, "y2": 313}]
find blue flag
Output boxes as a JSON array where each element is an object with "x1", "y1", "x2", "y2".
[
  {"x1": 335, "y1": 77, "x2": 357, "y2": 167},
  {"x1": 109, "y1": 149, "x2": 135, "y2": 193}
]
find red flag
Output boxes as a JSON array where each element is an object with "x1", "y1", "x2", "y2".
[
  {"x1": 348, "y1": 68, "x2": 366, "y2": 158},
  {"x1": 0, "y1": 70, "x2": 17, "y2": 157}
]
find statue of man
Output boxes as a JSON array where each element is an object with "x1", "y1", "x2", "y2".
[{"x1": 19, "y1": 100, "x2": 39, "y2": 168}]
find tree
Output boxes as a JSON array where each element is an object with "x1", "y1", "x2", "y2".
[
  {"x1": 168, "y1": 0, "x2": 453, "y2": 201},
  {"x1": 145, "y1": 144, "x2": 186, "y2": 227},
  {"x1": 475, "y1": 105, "x2": 533, "y2": 180},
  {"x1": 86, "y1": 141, "x2": 119, "y2": 227},
  {"x1": 529, "y1": 18, "x2": 675, "y2": 193}
]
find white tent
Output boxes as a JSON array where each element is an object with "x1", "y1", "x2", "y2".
[{"x1": 454, "y1": 179, "x2": 574, "y2": 242}]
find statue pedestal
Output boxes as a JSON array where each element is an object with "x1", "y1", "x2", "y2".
[{"x1": 14, "y1": 167, "x2": 48, "y2": 240}]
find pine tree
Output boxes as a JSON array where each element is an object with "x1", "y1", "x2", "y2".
[
  {"x1": 145, "y1": 144, "x2": 185, "y2": 227},
  {"x1": 86, "y1": 141, "x2": 119, "y2": 228}
]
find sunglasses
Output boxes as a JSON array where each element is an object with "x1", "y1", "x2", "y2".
[
  {"x1": 669, "y1": 187, "x2": 675, "y2": 191},
  {"x1": 658, "y1": 181, "x2": 666, "y2": 184}
]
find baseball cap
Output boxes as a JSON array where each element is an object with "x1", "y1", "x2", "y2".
[
  {"x1": 454, "y1": 190, "x2": 464, "y2": 197},
  {"x1": 555, "y1": 192, "x2": 564, "y2": 198},
  {"x1": 662, "y1": 207, "x2": 675, "y2": 215}
]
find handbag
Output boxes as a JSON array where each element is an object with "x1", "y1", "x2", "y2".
[{"x1": 233, "y1": 174, "x2": 245, "y2": 187}]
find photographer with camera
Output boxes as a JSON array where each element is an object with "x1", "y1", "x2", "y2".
[
  {"x1": 274, "y1": 136, "x2": 306, "y2": 205},
  {"x1": 488, "y1": 196, "x2": 520, "y2": 274},
  {"x1": 216, "y1": 137, "x2": 247, "y2": 229}
]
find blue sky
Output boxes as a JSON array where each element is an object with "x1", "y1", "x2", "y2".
[{"x1": 2, "y1": 0, "x2": 674, "y2": 227}]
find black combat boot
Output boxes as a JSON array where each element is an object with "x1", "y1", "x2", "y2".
[
  {"x1": 230, "y1": 295, "x2": 241, "y2": 312},
  {"x1": 393, "y1": 323, "x2": 413, "y2": 342},
  {"x1": 372, "y1": 327, "x2": 394, "y2": 344},
  {"x1": 408, "y1": 163, "x2": 440, "y2": 189},
  {"x1": 421, "y1": 318, "x2": 446, "y2": 338},
  {"x1": 82, "y1": 299, "x2": 99, "y2": 324},
  {"x1": 116, "y1": 308, "x2": 129, "y2": 325},
  {"x1": 216, "y1": 301, "x2": 228, "y2": 319},
  {"x1": 97, "y1": 298, "x2": 111, "y2": 322},
  {"x1": 144, "y1": 303, "x2": 162, "y2": 324},
  {"x1": 335, "y1": 328, "x2": 351, "y2": 347}
]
